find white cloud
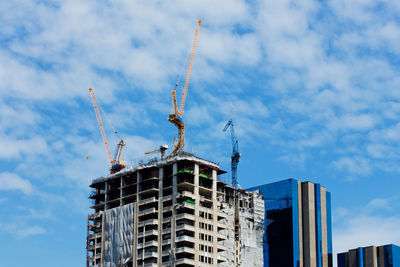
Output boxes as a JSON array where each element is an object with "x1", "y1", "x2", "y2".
[
  {"x1": 328, "y1": 114, "x2": 379, "y2": 132},
  {"x1": 334, "y1": 196, "x2": 400, "y2": 257},
  {"x1": 334, "y1": 215, "x2": 400, "y2": 254},
  {"x1": 0, "y1": 136, "x2": 48, "y2": 159},
  {"x1": 3, "y1": 224, "x2": 47, "y2": 239},
  {"x1": 16, "y1": 226, "x2": 47, "y2": 238},
  {"x1": 332, "y1": 157, "x2": 372, "y2": 178},
  {"x1": 0, "y1": 172, "x2": 33, "y2": 194}
]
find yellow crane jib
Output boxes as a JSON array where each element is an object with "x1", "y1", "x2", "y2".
[
  {"x1": 168, "y1": 19, "x2": 202, "y2": 157},
  {"x1": 89, "y1": 88, "x2": 126, "y2": 174}
]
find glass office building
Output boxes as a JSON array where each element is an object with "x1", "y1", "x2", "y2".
[
  {"x1": 248, "y1": 178, "x2": 333, "y2": 267},
  {"x1": 337, "y1": 244, "x2": 400, "y2": 267}
]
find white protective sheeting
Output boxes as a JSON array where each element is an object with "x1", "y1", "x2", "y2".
[
  {"x1": 239, "y1": 191, "x2": 264, "y2": 267},
  {"x1": 218, "y1": 201, "x2": 235, "y2": 267},
  {"x1": 217, "y1": 191, "x2": 265, "y2": 267},
  {"x1": 103, "y1": 203, "x2": 134, "y2": 267}
]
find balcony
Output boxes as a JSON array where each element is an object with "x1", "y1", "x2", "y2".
[
  {"x1": 138, "y1": 229, "x2": 158, "y2": 238},
  {"x1": 88, "y1": 212, "x2": 102, "y2": 220},
  {"x1": 217, "y1": 232, "x2": 226, "y2": 241},
  {"x1": 162, "y1": 195, "x2": 172, "y2": 202},
  {"x1": 217, "y1": 254, "x2": 227, "y2": 262},
  {"x1": 175, "y1": 258, "x2": 195, "y2": 266},
  {"x1": 162, "y1": 239, "x2": 171, "y2": 246},
  {"x1": 176, "y1": 213, "x2": 195, "y2": 221},
  {"x1": 139, "y1": 251, "x2": 158, "y2": 259},
  {"x1": 137, "y1": 240, "x2": 158, "y2": 249},
  {"x1": 217, "y1": 244, "x2": 226, "y2": 252},
  {"x1": 90, "y1": 202, "x2": 105, "y2": 210},
  {"x1": 138, "y1": 219, "x2": 158, "y2": 227},
  {"x1": 176, "y1": 247, "x2": 195, "y2": 254},
  {"x1": 175, "y1": 236, "x2": 195, "y2": 244},
  {"x1": 139, "y1": 207, "x2": 157, "y2": 216},
  {"x1": 176, "y1": 224, "x2": 195, "y2": 232},
  {"x1": 139, "y1": 196, "x2": 157, "y2": 205},
  {"x1": 139, "y1": 187, "x2": 159, "y2": 195}
]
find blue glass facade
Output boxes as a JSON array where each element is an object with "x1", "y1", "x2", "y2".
[
  {"x1": 248, "y1": 178, "x2": 333, "y2": 267},
  {"x1": 337, "y1": 244, "x2": 400, "y2": 267},
  {"x1": 326, "y1": 192, "x2": 333, "y2": 266},
  {"x1": 248, "y1": 179, "x2": 296, "y2": 267}
]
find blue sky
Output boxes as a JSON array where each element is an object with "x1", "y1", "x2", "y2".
[{"x1": 1, "y1": 0, "x2": 400, "y2": 266}]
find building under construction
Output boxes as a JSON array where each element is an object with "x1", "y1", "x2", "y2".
[{"x1": 87, "y1": 153, "x2": 264, "y2": 267}]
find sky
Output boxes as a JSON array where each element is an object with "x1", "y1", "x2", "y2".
[{"x1": 0, "y1": 0, "x2": 400, "y2": 266}]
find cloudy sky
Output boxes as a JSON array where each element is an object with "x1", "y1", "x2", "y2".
[{"x1": 1, "y1": 0, "x2": 400, "y2": 266}]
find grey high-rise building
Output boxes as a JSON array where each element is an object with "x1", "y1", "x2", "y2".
[
  {"x1": 86, "y1": 153, "x2": 264, "y2": 267},
  {"x1": 248, "y1": 178, "x2": 333, "y2": 267}
]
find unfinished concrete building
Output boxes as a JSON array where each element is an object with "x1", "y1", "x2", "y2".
[{"x1": 86, "y1": 153, "x2": 264, "y2": 267}]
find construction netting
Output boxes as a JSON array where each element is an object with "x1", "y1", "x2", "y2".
[{"x1": 103, "y1": 203, "x2": 134, "y2": 267}]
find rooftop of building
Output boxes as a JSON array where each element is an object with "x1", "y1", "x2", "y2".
[
  {"x1": 338, "y1": 244, "x2": 400, "y2": 254},
  {"x1": 90, "y1": 151, "x2": 227, "y2": 187},
  {"x1": 247, "y1": 177, "x2": 329, "y2": 192}
]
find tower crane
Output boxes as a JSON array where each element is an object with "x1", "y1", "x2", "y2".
[
  {"x1": 168, "y1": 19, "x2": 202, "y2": 157},
  {"x1": 223, "y1": 118, "x2": 241, "y2": 188},
  {"x1": 223, "y1": 118, "x2": 241, "y2": 266},
  {"x1": 89, "y1": 88, "x2": 126, "y2": 174}
]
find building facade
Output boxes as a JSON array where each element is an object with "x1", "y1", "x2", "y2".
[
  {"x1": 337, "y1": 244, "x2": 400, "y2": 267},
  {"x1": 86, "y1": 153, "x2": 264, "y2": 267},
  {"x1": 248, "y1": 178, "x2": 333, "y2": 267}
]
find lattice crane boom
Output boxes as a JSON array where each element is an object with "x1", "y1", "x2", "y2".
[
  {"x1": 168, "y1": 19, "x2": 202, "y2": 157},
  {"x1": 89, "y1": 88, "x2": 126, "y2": 174},
  {"x1": 89, "y1": 88, "x2": 112, "y2": 165},
  {"x1": 178, "y1": 19, "x2": 202, "y2": 117}
]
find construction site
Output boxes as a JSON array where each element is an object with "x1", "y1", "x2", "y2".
[
  {"x1": 84, "y1": 18, "x2": 343, "y2": 267},
  {"x1": 86, "y1": 20, "x2": 265, "y2": 267}
]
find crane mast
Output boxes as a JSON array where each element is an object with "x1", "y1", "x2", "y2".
[
  {"x1": 168, "y1": 19, "x2": 202, "y2": 157},
  {"x1": 223, "y1": 118, "x2": 241, "y2": 266},
  {"x1": 223, "y1": 119, "x2": 241, "y2": 188}
]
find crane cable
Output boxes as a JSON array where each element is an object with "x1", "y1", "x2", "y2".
[
  {"x1": 99, "y1": 105, "x2": 122, "y2": 141},
  {"x1": 88, "y1": 92, "x2": 122, "y2": 141},
  {"x1": 175, "y1": 31, "x2": 194, "y2": 91}
]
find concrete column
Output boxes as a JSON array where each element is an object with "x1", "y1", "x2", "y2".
[
  {"x1": 321, "y1": 187, "x2": 328, "y2": 267},
  {"x1": 302, "y1": 182, "x2": 317, "y2": 267},
  {"x1": 171, "y1": 163, "x2": 178, "y2": 267},
  {"x1": 105, "y1": 181, "x2": 109, "y2": 210},
  {"x1": 133, "y1": 201, "x2": 138, "y2": 267},
  {"x1": 132, "y1": 171, "x2": 139, "y2": 267},
  {"x1": 120, "y1": 177, "x2": 124, "y2": 206},
  {"x1": 158, "y1": 167, "x2": 163, "y2": 267},
  {"x1": 101, "y1": 181, "x2": 108, "y2": 267},
  {"x1": 193, "y1": 164, "x2": 200, "y2": 267},
  {"x1": 212, "y1": 169, "x2": 218, "y2": 266},
  {"x1": 137, "y1": 172, "x2": 142, "y2": 200},
  {"x1": 298, "y1": 181, "x2": 304, "y2": 267},
  {"x1": 364, "y1": 246, "x2": 377, "y2": 267}
]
